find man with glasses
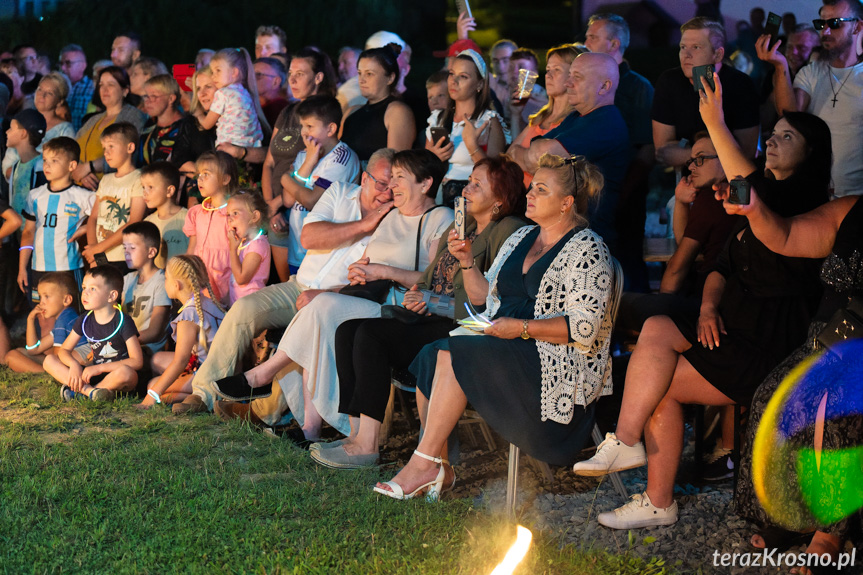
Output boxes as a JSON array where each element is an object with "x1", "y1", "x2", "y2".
[
  {"x1": 618, "y1": 132, "x2": 736, "y2": 346},
  {"x1": 758, "y1": 0, "x2": 863, "y2": 196},
  {"x1": 253, "y1": 57, "x2": 288, "y2": 128},
  {"x1": 12, "y1": 45, "x2": 41, "y2": 96},
  {"x1": 173, "y1": 149, "x2": 396, "y2": 415}
]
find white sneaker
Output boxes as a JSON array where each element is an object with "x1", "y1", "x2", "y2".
[
  {"x1": 572, "y1": 432, "x2": 646, "y2": 476},
  {"x1": 597, "y1": 491, "x2": 679, "y2": 529}
]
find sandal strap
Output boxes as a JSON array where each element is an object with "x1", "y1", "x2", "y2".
[{"x1": 413, "y1": 450, "x2": 443, "y2": 465}]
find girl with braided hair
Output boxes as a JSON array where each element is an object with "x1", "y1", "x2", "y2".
[{"x1": 137, "y1": 255, "x2": 226, "y2": 409}]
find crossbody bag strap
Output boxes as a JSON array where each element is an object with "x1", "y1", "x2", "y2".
[{"x1": 415, "y1": 205, "x2": 444, "y2": 271}]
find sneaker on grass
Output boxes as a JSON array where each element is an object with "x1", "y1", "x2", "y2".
[
  {"x1": 597, "y1": 491, "x2": 679, "y2": 529},
  {"x1": 60, "y1": 385, "x2": 76, "y2": 402},
  {"x1": 572, "y1": 432, "x2": 646, "y2": 476}
]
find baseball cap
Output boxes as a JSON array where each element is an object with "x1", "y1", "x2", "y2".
[
  {"x1": 13, "y1": 108, "x2": 47, "y2": 145},
  {"x1": 365, "y1": 31, "x2": 407, "y2": 51},
  {"x1": 432, "y1": 38, "x2": 482, "y2": 59}
]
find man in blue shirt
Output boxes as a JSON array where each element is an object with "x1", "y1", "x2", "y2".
[
  {"x1": 509, "y1": 52, "x2": 630, "y2": 255},
  {"x1": 59, "y1": 44, "x2": 94, "y2": 132}
]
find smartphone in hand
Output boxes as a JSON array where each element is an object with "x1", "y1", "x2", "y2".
[
  {"x1": 692, "y1": 64, "x2": 715, "y2": 93},
  {"x1": 172, "y1": 64, "x2": 196, "y2": 93},
  {"x1": 764, "y1": 13, "x2": 782, "y2": 49},
  {"x1": 728, "y1": 178, "x2": 751, "y2": 205},
  {"x1": 430, "y1": 127, "x2": 450, "y2": 147},
  {"x1": 93, "y1": 252, "x2": 109, "y2": 266},
  {"x1": 456, "y1": 0, "x2": 472, "y2": 18},
  {"x1": 454, "y1": 196, "x2": 466, "y2": 240}
]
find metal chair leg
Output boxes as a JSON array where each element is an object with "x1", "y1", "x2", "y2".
[
  {"x1": 591, "y1": 424, "x2": 628, "y2": 500},
  {"x1": 506, "y1": 443, "x2": 520, "y2": 517}
]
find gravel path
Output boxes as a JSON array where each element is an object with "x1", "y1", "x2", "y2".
[{"x1": 379, "y1": 418, "x2": 861, "y2": 575}]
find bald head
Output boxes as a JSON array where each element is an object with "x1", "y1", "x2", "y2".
[{"x1": 565, "y1": 52, "x2": 619, "y2": 114}]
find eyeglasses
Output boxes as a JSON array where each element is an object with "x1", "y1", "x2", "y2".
[
  {"x1": 254, "y1": 72, "x2": 279, "y2": 80},
  {"x1": 684, "y1": 154, "x2": 719, "y2": 169},
  {"x1": 60, "y1": 59, "x2": 84, "y2": 67},
  {"x1": 365, "y1": 171, "x2": 389, "y2": 192},
  {"x1": 813, "y1": 17, "x2": 858, "y2": 30}
]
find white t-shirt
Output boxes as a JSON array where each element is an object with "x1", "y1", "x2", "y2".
[
  {"x1": 296, "y1": 181, "x2": 368, "y2": 289},
  {"x1": 794, "y1": 60, "x2": 863, "y2": 197},
  {"x1": 145, "y1": 208, "x2": 188, "y2": 269},
  {"x1": 288, "y1": 141, "x2": 361, "y2": 267},
  {"x1": 426, "y1": 108, "x2": 506, "y2": 181},
  {"x1": 95, "y1": 169, "x2": 143, "y2": 261},
  {"x1": 366, "y1": 206, "x2": 454, "y2": 304}
]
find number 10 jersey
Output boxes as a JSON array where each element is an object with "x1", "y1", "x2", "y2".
[{"x1": 23, "y1": 183, "x2": 95, "y2": 271}]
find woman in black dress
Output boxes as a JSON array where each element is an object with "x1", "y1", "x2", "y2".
[
  {"x1": 723, "y1": 177, "x2": 862, "y2": 575},
  {"x1": 573, "y1": 74, "x2": 830, "y2": 530},
  {"x1": 375, "y1": 154, "x2": 615, "y2": 500},
  {"x1": 340, "y1": 44, "x2": 415, "y2": 162}
]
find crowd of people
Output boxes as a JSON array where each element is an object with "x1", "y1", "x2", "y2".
[{"x1": 0, "y1": 2, "x2": 861, "y2": 570}]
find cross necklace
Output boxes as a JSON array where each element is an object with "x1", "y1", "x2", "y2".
[{"x1": 828, "y1": 66, "x2": 854, "y2": 107}]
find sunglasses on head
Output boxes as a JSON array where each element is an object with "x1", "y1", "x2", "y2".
[{"x1": 812, "y1": 17, "x2": 858, "y2": 30}]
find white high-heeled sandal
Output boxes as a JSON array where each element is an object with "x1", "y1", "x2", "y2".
[{"x1": 374, "y1": 450, "x2": 447, "y2": 501}]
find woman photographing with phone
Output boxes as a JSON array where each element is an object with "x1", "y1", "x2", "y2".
[
  {"x1": 311, "y1": 156, "x2": 526, "y2": 470},
  {"x1": 427, "y1": 49, "x2": 506, "y2": 207},
  {"x1": 572, "y1": 71, "x2": 831, "y2": 530},
  {"x1": 374, "y1": 154, "x2": 613, "y2": 500}
]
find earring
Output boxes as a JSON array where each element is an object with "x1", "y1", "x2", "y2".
[{"x1": 492, "y1": 205, "x2": 500, "y2": 215}]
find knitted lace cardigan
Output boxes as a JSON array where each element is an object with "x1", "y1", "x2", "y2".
[{"x1": 484, "y1": 225, "x2": 614, "y2": 424}]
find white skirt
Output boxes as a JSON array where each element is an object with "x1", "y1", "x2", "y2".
[{"x1": 276, "y1": 292, "x2": 383, "y2": 435}]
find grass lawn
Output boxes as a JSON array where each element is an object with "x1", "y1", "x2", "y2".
[{"x1": 0, "y1": 367, "x2": 673, "y2": 574}]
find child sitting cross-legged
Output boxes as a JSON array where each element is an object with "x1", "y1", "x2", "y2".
[
  {"x1": 4, "y1": 273, "x2": 82, "y2": 373},
  {"x1": 121, "y1": 221, "x2": 171, "y2": 354},
  {"x1": 44, "y1": 266, "x2": 142, "y2": 402},
  {"x1": 138, "y1": 255, "x2": 226, "y2": 409}
]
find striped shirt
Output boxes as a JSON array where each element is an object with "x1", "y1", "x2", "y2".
[
  {"x1": 68, "y1": 76, "x2": 95, "y2": 132},
  {"x1": 23, "y1": 183, "x2": 95, "y2": 271},
  {"x1": 288, "y1": 141, "x2": 360, "y2": 267}
]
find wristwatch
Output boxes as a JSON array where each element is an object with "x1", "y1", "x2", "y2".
[{"x1": 521, "y1": 319, "x2": 530, "y2": 340}]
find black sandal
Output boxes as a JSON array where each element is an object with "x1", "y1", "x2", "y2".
[{"x1": 213, "y1": 374, "x2": 272, "y2": 402}]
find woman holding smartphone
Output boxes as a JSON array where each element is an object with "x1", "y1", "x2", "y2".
[
  {"x1": 572, "y1": 73, "x2": 831, "y2": 531},
  {"x1": 374, "y1": 154, "x2": 612, "y2": 500},
  {"x1": 311, "y1": 155, "x2": 526, "y2": 470},
  {"x1": 426, "y1": 49, "x2": 507, "y2": 207}
]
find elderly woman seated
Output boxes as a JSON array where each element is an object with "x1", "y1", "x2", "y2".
[
  {"x1": 310, "y1": 155, "x2": 527, "y2": 469},
  {"x1": 214, "y1": 150, "x2": 453, "y2": 442},
  {"x1": 375, "y1": 154, "x2": 615, "y2": 500}
]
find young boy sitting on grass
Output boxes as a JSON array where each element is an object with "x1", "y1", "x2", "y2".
[
  {"x1": 121, "y1": 221, "x2": 171, "y2": 354},
  {"x1": 4, "y1": 273, "x2": 81, "y2": 374},
  {"x1": 82, "y1": 122, "x2": 145, "y2": 274},
  {"x1": 141, "y1": 161, "x2": 188, "y2": 269},
  {"x1": 278, "y1": 95, "x2": 359, "y2": 273},
  {"x1": 44, "y1": 266, "x2": 142, "y2": 402}
]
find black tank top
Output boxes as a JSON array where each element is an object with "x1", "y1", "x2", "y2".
[{"x1": 341, "y1": 96, "x2": 394, "y2": 162}]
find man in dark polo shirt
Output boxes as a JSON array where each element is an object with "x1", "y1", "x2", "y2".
[
  {"x1": 508, "y1": 52, "x2": 630, "y2": 256},
  {"x1": 585, "y1": 12, "x2": 655, "y2": 290},
  {"x1": 653, "y1": 17, "x2": 760, "y2": 170}
]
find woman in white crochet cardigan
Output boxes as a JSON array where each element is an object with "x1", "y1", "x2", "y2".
[{"x1": 375, "y1": 154, "x2": 614, "y2": 500}]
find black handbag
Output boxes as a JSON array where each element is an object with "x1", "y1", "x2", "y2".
[
  {"x1": 816, "y1": 296, "x2": 863, "y2": 349},
  {"x1": 339, "y1": 205, "x2": 444, "y2": 304}
]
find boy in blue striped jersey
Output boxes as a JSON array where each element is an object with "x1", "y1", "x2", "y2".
[{"x1": 18, "y1": 137, "x2": 95, "y2": 306}]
